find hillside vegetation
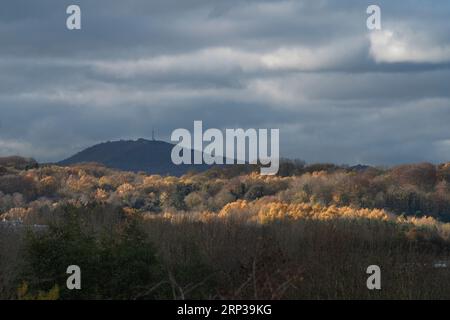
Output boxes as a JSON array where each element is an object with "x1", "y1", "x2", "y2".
[{"x1": 1, "y1": 158, "x2": 450, "y2": 299}]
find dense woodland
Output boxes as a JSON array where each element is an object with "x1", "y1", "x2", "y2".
[{"x1": 1, "y1": 156, "x2": 450, "y2": 299}]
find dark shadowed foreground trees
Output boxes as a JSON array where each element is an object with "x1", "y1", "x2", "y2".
[
  {"x1": 20, "y1": 205, "x2": 163, "y2": 299},
  {"x1": 1, "y1": 204, "x2": 448, "y2": 300}
]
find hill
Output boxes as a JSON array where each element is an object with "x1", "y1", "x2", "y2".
[{"x1": 58, "y1": 139, "x2": 210, "y2": 176}]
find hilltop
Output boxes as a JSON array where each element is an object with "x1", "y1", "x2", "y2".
[{"x1": 58, "y1": 139, "x2": 210, "y2": 176}]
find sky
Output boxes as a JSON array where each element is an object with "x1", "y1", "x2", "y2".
[{"x1": 1, "y1": 0, "x2": 450, "y2": 165}]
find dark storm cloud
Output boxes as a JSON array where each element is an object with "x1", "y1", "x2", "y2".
[{"x1": 1, "y1": 0, "x2": 450, "y2": 164}]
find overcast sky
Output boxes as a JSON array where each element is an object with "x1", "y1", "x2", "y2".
[{"x1": 1, "y1": 0, "x2": 450, "y2": 165}]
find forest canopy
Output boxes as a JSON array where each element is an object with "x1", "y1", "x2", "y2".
[{"x1": 1, "y1": 157, "x2": 450, "y2": 299}]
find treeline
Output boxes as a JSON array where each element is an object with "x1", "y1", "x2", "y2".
[{"x1": 1, "y1": 159, "x2": 450, "y2": 223}]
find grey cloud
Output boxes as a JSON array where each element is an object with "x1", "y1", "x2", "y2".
[{"x1": 1, "y1": 0, "x2": 450, "y2": 165}]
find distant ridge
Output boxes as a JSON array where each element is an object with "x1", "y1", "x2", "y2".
[{"x1": 58, "y1": 139, "x2": 211, "y2": 176}]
